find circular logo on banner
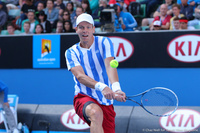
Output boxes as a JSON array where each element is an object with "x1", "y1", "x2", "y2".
[
  {"x1": 60, "y1": 109, "x2": 89, "y2": 130},
  {"x1": 160, "y1": 109, "x2": 200, "y2": 132},
  {"x1": 167, "y1": 34, "x2": 200, "y2": 63},
  {"x1": 109, "y1": 36, "x2": 134, "y2": 63}
]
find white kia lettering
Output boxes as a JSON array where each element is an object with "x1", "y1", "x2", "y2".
[
  {"x1": 160, "y1": 109, "x2": 200, "y2": 132},
  {"x1": 167, "y1": 34, "x2": 200, "y2": 62},
  {"x1": 109, "y1": 36, "x2": 134, "y2": 63},
  {"x1": 61, "y1": 109, "x2": 89, "y2": 130}
]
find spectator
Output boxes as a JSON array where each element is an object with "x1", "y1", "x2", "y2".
[
  {"x1": 116, "y1": 0, "x2": 127, "y2": 12},
  {"x1": 19, "y1": 0, "x2": 26, "y2": 8},
  {"x1": 114, "y1": 3, "x2": 137, "y2": 32},
  {"x1": 72, "y1": 6, "x2": 83, "y2": 29},
  {"x1": 21, "y1": 21, "x2": 32, "y2": 34},
  {"x1": 65, "y1": 1, "x2": 75, "y2": 22},
  {"x1": 173, "y1": 17, "x2": 181, "y2": 30},
  {"x1": 20, "y1": 0, "x2": 36, "y2": 25},
  {"x1": 36, "y1": 10, "x2": 52, "y2": 33},
  {"x1": 5, "y1": 0, "x2": 20, "y2": 12},
  {"x1": 88, "y1": 0, "x2": 98, "y2": 13},
  {"x1": 43, "y1": 0, "x2": 59, "y2": 26},
  {"x1": 0, "y1": 1, "x2": 7, "y2": 33},
  {"x1": 153, "y1": 20, "x2": 162, "y2": 30},
  {"x1": 21, "y1": 10, "x2": 39, "y2": 33},
  {"x1": 35, "y1": 2, "x2": 45, "y2": 16},
  {"x1": 62, "y1": 10, "x2": 71, "y2": 21},
  {"x1": 177, "y1": 0, "x2": 199, "y2": 7},
  {"x1": 142, "y1": 0, "x2": 173, "y2": 26},
  {"x1": 35, "y1": 23, "x2": 44, "y2": 34},
  {"x1": 7, "y1": 23, "x2": 15, "y2": 35},
  {"x1": 180, "y1": 0, "x2": 194, "y2": 20},
  {"x1": 81, "y1": 0, "x2": 92, "y2": 15},
  {"x1": 92, "y1": 0, "x2": 108, "y2": 27},
  {"x1": 63, "y1": 20, "x2": 75, "y2": 32},
  {"x1": 140, "y1": 0, "x2": 163, "y2": 18},
  {"x1": 109, "y1": 0, "x2": 136, "y2": 7},
  {"x1": 33, "y1": 0, "x2": 46, "y2": 7},
  {"x1": 179, "y1": 16, "x2": 195, "y2": 29},
  {"x1": 170, "y1": 4, "x2": 184, "y2": 30},
  {"x1": 55, "y1": 20, "x2": 64, "y2": 33},
  {"x1": 54, "y1": 0, "x2": 65, "y2": 19},
  {"x1": 188, "y1": 3, "x2": 200, "y2": 27},
  {"x1": 150, "y1": 4, "x2": 172, "y2": 30}
]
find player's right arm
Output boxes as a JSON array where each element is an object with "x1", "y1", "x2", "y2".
[{"x1": 70, "y1": 66, "x2": 115, "y2": 100}]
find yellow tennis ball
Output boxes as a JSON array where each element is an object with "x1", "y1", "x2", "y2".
[{"x1": 110, "y1": 60, "x2": 119, "y2": 68}]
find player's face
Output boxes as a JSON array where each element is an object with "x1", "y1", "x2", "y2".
[{"x1": 76, "y1": 21, "x2": 95, "y2": 47}]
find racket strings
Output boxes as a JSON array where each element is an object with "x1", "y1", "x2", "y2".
[{"x1": 142, "y1": 89, "x2": 178, "y2": 116}]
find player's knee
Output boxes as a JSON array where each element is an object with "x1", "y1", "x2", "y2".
[{"x1": 87, "y1": 107, "x2": 103, "y2": 122}]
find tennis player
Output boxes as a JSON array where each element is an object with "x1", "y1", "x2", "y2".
[
  {"x1": 0, "y1": 80, "x2": 19, "y2": 133},
  {"x1": 65, "y1": 13, "x2": 126, "y2": 133}
]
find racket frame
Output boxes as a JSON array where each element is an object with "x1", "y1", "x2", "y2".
[{"x1": 126, "y1": 87, "x2": 179, "y2": 117}]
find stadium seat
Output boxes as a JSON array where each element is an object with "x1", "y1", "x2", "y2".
[
  {"x1": 129, "y1": 1, "x2": 146, "y2": 18},
  {"x1": 1, "y1": 30, "x2": 8, "y2": 35},
  {"x1": 14, "y1": 30, "x2": 21, "y2": 34},
  {"x1": 194, "y1": 25, "x2": 200, "y2": 29},
  {"x1": 0, "y1": 95, "x2": 19, "y2": 132},
  {"x1": 1, "y1": 30, "x2": 21, "y2": 35},
  {"x1": 8, "y1": 9, "x2": 20, "y2": 18},
  {"x1": 141, "y1": 26, "x2": 149, "y2": 31}
]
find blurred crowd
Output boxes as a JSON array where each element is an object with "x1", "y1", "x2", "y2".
[{"x1": 0, "y1": 0, "x2": 199, "y2": 35}]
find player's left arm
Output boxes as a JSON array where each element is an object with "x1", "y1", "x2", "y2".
[
  {"x1": 103, "y1": 36, "x2": 126, "y2": 102},
  {"x1": 104, "y1": 57, "x2": 126, "y2": 102}
]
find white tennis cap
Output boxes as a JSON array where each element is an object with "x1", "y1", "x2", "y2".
[{"x1": 76, "y1": 13, "x2": 94, "y2": 27}]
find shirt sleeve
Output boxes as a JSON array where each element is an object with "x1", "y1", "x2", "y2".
[
  {"x1": 65, "y1": 48, "x2": 80, "y2": 71},
  {"x1": 102, "y1": 37, "x2": 115, "y2": 59}
]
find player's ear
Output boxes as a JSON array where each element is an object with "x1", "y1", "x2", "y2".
[
  {"x1": 75, "y1": 27, "x2": 78, "y2": 32},
  {"x1": 93, "y1": 26, "x2": 95, "y2": 33}
]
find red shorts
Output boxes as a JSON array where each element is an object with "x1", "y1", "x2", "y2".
[{"x1": 73, "y1": 93, "x2": 116, "y2": 133}]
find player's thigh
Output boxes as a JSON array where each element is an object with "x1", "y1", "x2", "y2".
[{"x1": 85, "y1": 103, "x2": 103, "y2": 121}]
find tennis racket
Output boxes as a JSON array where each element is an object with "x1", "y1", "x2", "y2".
[{"x1": 125, "y1": 87, "x2": 178, "y2": 117}]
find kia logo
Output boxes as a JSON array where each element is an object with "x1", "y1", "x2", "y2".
[
  {"x1": 60, "y1": 109, "x2": 89, "y2": 130},
  {"x1": 167, "y1": 34, "x2": 200, "y2": 63},
  {"x1": 109, "y1": 36, "x2": 134, "y2": 63},
  {"x1": 160, "y1": 109, "x2": 200, "y2": 132}
]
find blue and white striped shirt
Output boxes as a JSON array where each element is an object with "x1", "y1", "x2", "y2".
[{"x1": 65, "y1": 36, "x2": 115, "y2": 105}]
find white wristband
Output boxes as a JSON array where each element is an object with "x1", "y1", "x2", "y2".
[
  {"x1": 95, "y1": 82, "x2": 107, "y2": 91},
  {"x1": 112, "y1": 82, "x2": 121, "y2": 92}
]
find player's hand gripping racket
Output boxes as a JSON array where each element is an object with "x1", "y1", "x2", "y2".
[{"x1": 125, "y1": 87, "x2": 178, "y2": 117}]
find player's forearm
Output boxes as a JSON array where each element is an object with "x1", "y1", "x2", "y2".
[{"x1": 76, "y1": 74, "x2": 97, "y2": 89}]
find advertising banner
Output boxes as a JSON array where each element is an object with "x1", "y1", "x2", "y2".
[
  {"x1": 0, "y1": 36, "x2": 32, "y2": 68},
  {"x1": 33, "y1": 35, "x2": 60, "y2": 68}
]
